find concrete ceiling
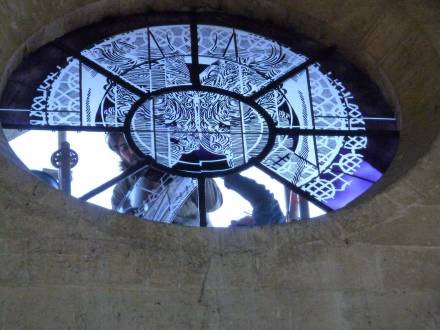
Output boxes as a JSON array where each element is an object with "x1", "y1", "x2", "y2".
[{"x1": 0, "y1": 1, "x2": 439, "y2": 328}]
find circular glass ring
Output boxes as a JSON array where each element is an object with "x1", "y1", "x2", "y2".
[{"x1": 125, "y1": 87, "x2": 278, "y2": 177}]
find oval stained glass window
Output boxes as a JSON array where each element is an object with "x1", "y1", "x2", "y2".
[{"x1": 0, "y1": 13, "x2": 399, "y2": 225}]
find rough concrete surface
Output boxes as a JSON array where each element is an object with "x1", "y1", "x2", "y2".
[{"x1": 0, "y1": 1, "x2": 439, "y2": 329}]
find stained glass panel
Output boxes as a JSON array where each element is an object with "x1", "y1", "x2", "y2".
[{"x1": 0, "y1": 14, "x2": 399, "y2": 222}]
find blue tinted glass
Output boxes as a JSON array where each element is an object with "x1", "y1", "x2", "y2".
[{"x1": 0, "y1": 19, "x2": 398, "y2": 219}]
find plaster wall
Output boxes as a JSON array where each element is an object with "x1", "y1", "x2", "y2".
[{"x1": 0, "y1": 1, "x2": 439, "y2": 329}]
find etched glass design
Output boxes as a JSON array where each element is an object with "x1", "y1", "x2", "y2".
[
  {"x1": 82, "y1": 25, "x2": 192, "y2": 93},
  {"x1": 198, "y1": 25, "x2": 307, "y2": 95},
  {"x1": 130, "y1": 91, "x2": 269, "y2": 174},
  {"x1": 0, "y1": 18, "x2": 399, "y2": 219},
  {"x1": 30, "y1": 58, "x2": 81, "y2": 126}
]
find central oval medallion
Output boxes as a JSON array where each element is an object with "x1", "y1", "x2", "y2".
[{"x1": 127, "y1": 90, "x2": 271, "y2": 176}]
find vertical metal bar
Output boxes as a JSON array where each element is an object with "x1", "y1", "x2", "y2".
[
  {"x1": 57, "y1": 131, "x2": 67, "y2": 193},
  {"x1": 299, "y1": 197, "x2": 310, "y2": 220},
  {"x1": 233, "y1": 29, "x2": 247, "y2": 165},
  {"x1": 152, "y1": 98, "x2": 157, "y2": 160},
  {"x1": 79, "y1": 61, "x2": 83, "y2": 126},
  {"x1": 190, "y1": 14, "x2": 200, "y2": 87},
  {"x1": 238, "y1": 101, "x2": 247, "y2": 164},
  {"x1": 287, "y1": 191, "x2": 300, "y2": 221},
  {"x1": 148, "y1": 27, "x2": 157, "y2": 160},
  {"x1": 58, "y1": 131, "x2": 66, "y2": 148},
  {"x1": 198, "y1": 177, "x2": 207, "y2": 227},
  {"x1": 147, "y1": 27, "x2": 152, "y2": 70},
  {"x1": 232, "y1": 28, "x2": 239, "y2": 61},
  {"x1": 287, "y1": 191, "x2": 310, "y2": 220},
  {"x1": 58, "y1": 137, "x2": 72, "y2": 195}
]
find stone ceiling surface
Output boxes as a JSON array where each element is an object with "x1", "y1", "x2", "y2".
[{"x1": 0, "y1": 1, "x2": 439, "y2": 329}]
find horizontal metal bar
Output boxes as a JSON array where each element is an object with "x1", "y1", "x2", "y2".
[
  {"x1": 129, "y1": 129, "x2": 269, "y2": 135},
  {"x1": 363, "y1": 116, "x2": 398, "y2": 121},
  {"x1": 1, "y1": 123, "x2": 124, "y2": 132},
  {"x1": 0, "y1": 108, "x2": 81, "y2": 114},
  {"x1": 1, "y1": 122, "x2": 399, "y2": 136},
  {"x1": 314, "y1": 115, "x2": 397, "y2": 121},
  {"x1": 0, "y1": 108, "x2": 33, "y2": 112},
  {"x1": 276, "y1": 128, "x2": 399, "y2": 137}
]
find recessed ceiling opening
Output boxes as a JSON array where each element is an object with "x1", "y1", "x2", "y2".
[{"x1": 0, "y1": 13, "x2": 399, "y2": 227}]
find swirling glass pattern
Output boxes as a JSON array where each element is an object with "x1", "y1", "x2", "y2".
[
  {"x1": 0, "y1": 14, "x2": 399, "y2": 219},
  {"x1": 130, "y1": 91, "x2": 269, "y2": 174}
]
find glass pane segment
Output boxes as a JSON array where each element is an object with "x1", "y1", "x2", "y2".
[
  {"x1": 261, "y1": 133, "x2": 386, "y2": 210},
  {"x1": 46, "y1": 58, "x2": 80, "y2": 112},
  {"x1": 8, "y1": 131, "x2": 121, "y2": 209},
  {"x1": 210, "y1": 167, "x2": 287, "y2": 227},
  {"x1": 315, "y1": 135, "x2": 346, "y2": 171},
  {"x1": 138, "y1": 175, "x2": 198, "y2": 224},
  {"x1": 82, "y1": 26, "x2": 191, "y2": 93},
  {"x1": 256, "y1": 70, "x2": 313, "y2": 129},
  {"x1": 302, "y1": 170, "x2": 374, "y2": 210},
  {"x1": 113, "y1": 168, "x2": 199, "y2": 224},
  {"x1": 198, "y1": 25, "x2": 235, "y2": 58},
  {"x1": 261, "y1": 134, "x2": 319, "y2": 186},
  {"x1": 232, "y1": 28, "x2": 307, "y2": 81},
  {"x1": 308, "y1": 64, "x2": 363, "y2": 131},
  {"x1": 307, "y1": 64, "x2": 398, "y2": 132},
  {"x1": 81, "y1": 64, "x2": 140, "y2": 127},
  {"x1": 81, "y1": 28, "x2": 149, "y2": 74},
  {"x1": 198, "y1": 25, "x2": 308, "y2": 96},
  {"x1": 149, "y1": 25, "x2": 191, "y2": 57},
  {"x1": 67, "y1": 132, "x2": 121, "y2": 205},
  {"x1": 300, "y1": 134, "x2": 384, "y2": 209},
  {"x1": 200, "y1": 60, "x2": 267, "y2": 95},
  {"x1": 316, "y1": 135, "x2": 382, "y2": 182},
  {"x1": 29, "y1": 58, "x2": 81, "y2": 126}
]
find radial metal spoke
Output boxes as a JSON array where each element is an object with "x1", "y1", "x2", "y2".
[
  {"x1": 197, "y1": 177, "x2": 207, "y2": 227},
  {"x1": 53, "y1": 41, "x2": 146, "y2": 98},
  {"x1": 190, "y1": 14, "x2": 201, "y2": 87},
  {"x1": 255, "y1": 163, "x2": 333, "y2": 212},
  {"x1": 79, "y1": 159, "x2": 151, "y2": 201},
  {"x1": 248, "y1": 46, "x2": 336, "y2": 101}
]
